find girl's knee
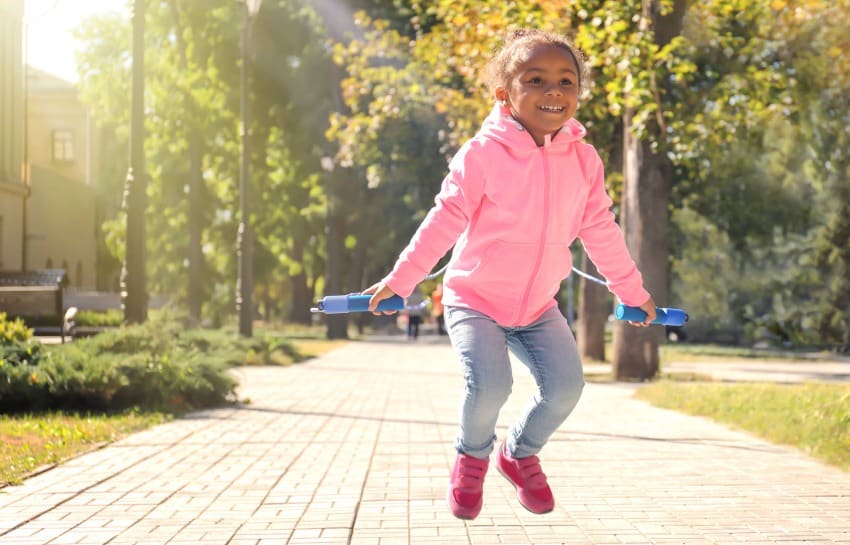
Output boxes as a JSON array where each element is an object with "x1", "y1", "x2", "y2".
[
  {"x1": 543, "y1": 378, "x2": 584, "y2": 413},
  {"x1": 465, "y1": 372, "x2": 512, "y2": 409}
]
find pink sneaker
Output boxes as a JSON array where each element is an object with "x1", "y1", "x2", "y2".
[
  {"x1": 447, "y1": 453, "x2": 489, "y2": 519},
  {"x1": 496, "y1": 442, "x2": 554, "y2": 514}
]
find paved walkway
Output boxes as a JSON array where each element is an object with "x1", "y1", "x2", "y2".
[{"x1": 1, "y1": 339, "x2": 848, "y2": 545}]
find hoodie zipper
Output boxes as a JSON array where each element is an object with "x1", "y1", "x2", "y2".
[{"x1": 515, "y1": 134, "x2": 552, "y2": 324}]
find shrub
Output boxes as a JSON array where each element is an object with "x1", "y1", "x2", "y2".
[
  {"x1": 0, "y1": 312, "x2": 34, "y2": 343},
  {"x1": 74, "y1": 309, "x2": 123, "y2": 328},
  {"x1": 0, "y1": 313, "x2": 301, "y2": 413}
]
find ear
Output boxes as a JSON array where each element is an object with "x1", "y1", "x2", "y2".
[{"x1": 494, "y1": 87, "x2": 509, "y2": 105}]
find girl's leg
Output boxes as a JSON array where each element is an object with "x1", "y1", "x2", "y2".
[
  {"x1": 505, "y1": 306, "x2": 584, "y2": 458},
  {"x1": 444, "y1": 306, "x2": 512, "y2": 459}
]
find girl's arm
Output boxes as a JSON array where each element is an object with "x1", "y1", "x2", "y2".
[{"x1": 576, "y1": 150, "x2": 652, "y2": 310}]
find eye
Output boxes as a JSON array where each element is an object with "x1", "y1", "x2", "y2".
[
  {"x1": 560, "y1": 78, "x2": 575, "y2": 86},
  {"x1": 528, "y1": 77, "x2": 543, "y2": 85}
]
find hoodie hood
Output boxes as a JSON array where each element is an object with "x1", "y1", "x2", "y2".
[{"x1": 478, "y1": 103, "x2": 587, "y2": 152}]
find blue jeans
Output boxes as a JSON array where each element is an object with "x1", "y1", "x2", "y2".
[{"x1": 444, "y1": 305, "x2": 585, "y2": 459}]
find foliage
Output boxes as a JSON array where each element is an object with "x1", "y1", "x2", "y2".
[
  {"x1": 75, "y1": 0, "x2": 337, "y2": 325},
  {"x1": 669, "y1": 207, "x2": 739, "y2": 341},
  {"x1": 668, "y1": 0, "x2": 850, "y2": 348},
  {"x1": 0, "y1": 313, "x2": 34, "y2": 344},
  {"x1": 75, "y1": 310, "x2": 124, "y2": 328},
  {"x1": 0, "y1": 313, "x2": 302, "y2": 413},
  {"x1": 636, "y1": 381, "x2": 850, "y2": 471},
  {"x1": 72, "y1": 0, "x2": 850, "y2": 346},
  {"x1": 0, "y1": 313, "x2": 43, "y2": 369}
]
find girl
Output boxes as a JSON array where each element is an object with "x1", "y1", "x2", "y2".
[{"x1": 363, "y1": 29, "x2": 657, "y2": 519}]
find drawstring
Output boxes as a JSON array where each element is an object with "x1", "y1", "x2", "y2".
[{"x1": 424, "y1": 264, "x2": 607, "y2": 286}]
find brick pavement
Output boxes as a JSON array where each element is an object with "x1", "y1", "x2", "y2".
[{"x1": 1, "y1": 338, "x2": 848, "y2": 545}]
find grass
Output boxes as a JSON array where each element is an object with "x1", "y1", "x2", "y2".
[
  {"x1": 1, "y1": 322, "x2": 349, "y2": 487},
  {"x1": 0, "y1": 411, "x2": 169, "y2": 486},
  {"x1": 659, "y1": 342, "x2": 838, "y2": 363},
  {"x1": 585, "y1": 340, "x2": 830, "y2": 369},
  {"x1": 634, "y1": 381, "x2": 850, "y2": 471},
  {"x1": 256, "y1": 321, "x2": 357, "y2": 359},
  {"x1": 289, "y1": 338, "x2": 350, "y2": 359}
]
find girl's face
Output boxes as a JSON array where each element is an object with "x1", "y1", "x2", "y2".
[{"x1": 496, "y1": 43, "x2": 580, "y2": 146}]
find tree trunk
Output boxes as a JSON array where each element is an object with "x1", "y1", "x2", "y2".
[
  {"x1": 288, "y1": 241, "x2": 313, "y2": 325},
  {"x1": 187, "y1": 132, "x2": 204, "y2": 325},
  {"x1": 576, "y1": 251, "x2": 609, "y2": 361},
  {"x1": 611, "y1": 0, "x2": 685, "y2": 380},
  {"x1": 168, "y1": 1, "x2": 205, "y2": 327},
  {"x1": 325, "y1": 196, "x2": 348, "y2": 339},
  {"x1": 611, "y1": 121, "x2": 668, "y2": 379}
]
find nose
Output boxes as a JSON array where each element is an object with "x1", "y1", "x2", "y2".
[{"x1": 544, "y1": 84, "x2": 563, "y2": 96}]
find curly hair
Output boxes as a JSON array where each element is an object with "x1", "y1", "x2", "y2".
[{"x1": 485, "y1": 29, "x2": 588, "y2": 98}]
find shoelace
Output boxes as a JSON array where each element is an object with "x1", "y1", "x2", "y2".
[{"x1": 516, "y1": 456, "x2": 548, "y2": 489}]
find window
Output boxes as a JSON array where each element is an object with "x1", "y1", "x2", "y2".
[{"x1": 52, "y1": 129, "x2": 75, "y2": 163}]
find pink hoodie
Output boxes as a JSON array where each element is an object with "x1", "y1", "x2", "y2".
[{"x1": 383, "y1": 104, "x2": 649, "y2": 327}]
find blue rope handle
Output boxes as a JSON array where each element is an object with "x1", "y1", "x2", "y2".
[{"x1": 313, "y1": 262, "x2": 688, "y2": 324}]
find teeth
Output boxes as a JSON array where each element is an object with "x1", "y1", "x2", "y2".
[{"x1": 539, "y1": 105, "x2": 564, "y2": 112}]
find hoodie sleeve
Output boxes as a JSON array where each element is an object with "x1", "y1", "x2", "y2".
[
  {"x1": 576, "y1": 149, "x2": 650, "y2": 307},
  {"x1": 382, "y1": 142, "x2": 486, "y2": 297}
]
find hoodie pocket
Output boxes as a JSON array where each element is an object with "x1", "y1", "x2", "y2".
[
  {"x1": 465, "y1": 240, "x2": 536, "y2": 304},
  {"x1": 536, "y1": 244, "x2": 573, "y2": 295}
]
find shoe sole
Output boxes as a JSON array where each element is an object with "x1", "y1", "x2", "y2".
[
  {"x1": 496, "y1": 463, "x2": 554, "y2": 515},
  {"x1": 446, "y1": 488, "x2": 481, "y2": 520}
]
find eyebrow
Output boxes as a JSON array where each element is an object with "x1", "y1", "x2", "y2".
[{"x1": 523, "y1": 67, "x2": 578, "y2": 75}]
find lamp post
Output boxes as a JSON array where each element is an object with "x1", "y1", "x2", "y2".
[
  {"x1": 236, "y1": 0, "x2": 261, "y2": 337},
  {"x1": 120, "y1": 0, "x2": 147, "y2": 324}
]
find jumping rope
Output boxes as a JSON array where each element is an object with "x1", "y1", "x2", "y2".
[{"x1": 311, "y1": 264, "x2": 688, "y2": 326}]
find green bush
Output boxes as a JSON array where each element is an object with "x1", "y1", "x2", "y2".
[
  {"x1": 74, "y1": 309, "x2": 123, "y2": 328},
  {"x1": 0, "y1": 312, "x2": 34, "y2": 343},
  {"x1": 0, "y1": 313, "x2": 302, "y2": 413}
]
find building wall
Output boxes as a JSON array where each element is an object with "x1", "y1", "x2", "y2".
[
  {"x1": 26, "y1": 165, "x2": 97, "y2": 289},
  {"x1": 26, "y1": 68, "x2": 100, "y2": 289},
  {"x1": 0, "y1": 0, "x2": 25, "y2": 271},
  {"x1": 27, "y1": 69, "x2": 102, "y2": 189}
]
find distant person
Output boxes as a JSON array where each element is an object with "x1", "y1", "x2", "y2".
[
  {"x1": 404, "y1": 289, "x2": 427, "y2": 340},
  {"x1": 363, "y1": 29, "x2": 656, "y2": 519},
  {"x1": 431, "y1": 283, "x2": 446, "y2": 335}
]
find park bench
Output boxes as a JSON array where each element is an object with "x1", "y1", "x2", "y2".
[{"x1": 0, "y1": 269, "x2": 77, "y2": 342}]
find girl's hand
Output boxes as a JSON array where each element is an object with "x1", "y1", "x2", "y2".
[
  {"x1": 362, "y1": 282, "x2": 400, "y2": 315},
  {"x1": 630, "y1": 297, "x2": 657, "y2": 327}
]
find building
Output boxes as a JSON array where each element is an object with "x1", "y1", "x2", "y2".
[
  {"x1": 1, "y1": 0, "x2": 112, "y2": 291},
  {"x1": 26, "y1": 67, "x2": 102, "y2": 290},
  {"x1": 0, "y1": 0, "x2": 25, "y2": 272}
]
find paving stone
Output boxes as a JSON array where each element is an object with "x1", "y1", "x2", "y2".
[{"x1": 0, "y1": 340, "x2": 847, "y2": 544}]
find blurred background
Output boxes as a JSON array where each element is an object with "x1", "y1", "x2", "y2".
[{"x1": 0, "y1": 0, "x2": 847, "y2": 354}]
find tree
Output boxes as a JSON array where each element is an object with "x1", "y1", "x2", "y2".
[
  {"x1": 775, "y1": 0, "x2": 850, "y2": 349},
  {"x1": 251, "y1": 2, "x2": 336, "y2": 325},
  {"x1": 76, "y1": 0, "x2": 344, "y2": 327},
  {"x1": 78, "y1": 2, "x2": 242, "y2": 323},
  {"x1": 611, "y1": 0, "x2": 687, "y2": 380},
  {"x1": 576, "y1": 250, "x2": 610, "y2": 361}
]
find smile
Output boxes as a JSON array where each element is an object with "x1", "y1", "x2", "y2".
[{"x1": 538, "y1": 105, "x2": 565, "y2": 113}]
